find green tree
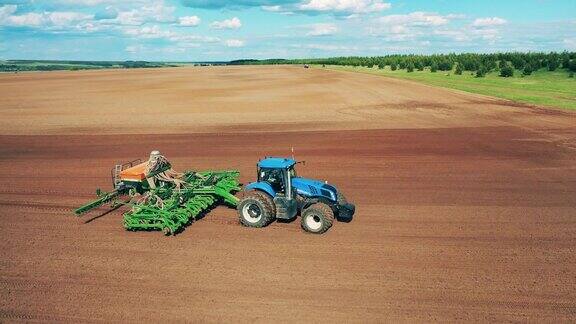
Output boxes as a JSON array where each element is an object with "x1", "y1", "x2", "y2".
[
  {"x1": 415, "y1": 61, "x2": 424, "y2": 71},
  {"x1": 406, "y1": 62, "x2": 415, "y2": 72},
  {"x1": 278, "y1": 52, "x2": 576, "y2": 77},
  {"x1": 430, "y1": 62, "x2": 438, "y2": 72},
  {"x1": 378, "y1": 62, "x2": 385, "y2": 69},
  {"x1": 390, "y1": 62, "x2": 398, "y2": 71},
  {"x1": 476, "y1": 66, "x2": 486, "y2": 78},
  {"x1": 548, "y1": 60, "x2": 559, "y2": 71},
  {"x1": 512, "y1": 58, "x2": 525, "y2": 70},
  {"x1": 455, "y1": 64, "x2": 463, "y2": 75},
  {"x1": 522, "y1": 64, "x2": 533, "y2": 76},
  {"x1": 438, "y1": 61, "x2": 453, "y2": 71},
  {"x1": 562, "y1": 57, "x2": 571, "y2": 69},
  {"x1": 500, "y1": 64, "x2": 514, "y2": 77},
  {"x1": 568, "y1": 60, "x2": 576, "y2": 72}
]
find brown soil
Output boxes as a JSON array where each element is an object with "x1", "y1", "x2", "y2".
[{"x1": 1, "y1": 66, "x2": 575, "y2": 322}]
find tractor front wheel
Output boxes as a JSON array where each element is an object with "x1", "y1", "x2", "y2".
[
  {"x1": 237, "y1": 191, "x2": 276, "y2": 228},
  {"x1": 301, "y1": 203, "x2": 334, "y2": 234}
]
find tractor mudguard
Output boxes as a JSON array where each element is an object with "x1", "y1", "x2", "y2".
[{"x1": 245, "y1": 182, "x2": 276, "y2": 198}]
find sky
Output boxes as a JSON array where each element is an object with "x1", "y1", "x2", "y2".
[{"x1": 0, "y1": 0, "x2": 575, "y2": 61}]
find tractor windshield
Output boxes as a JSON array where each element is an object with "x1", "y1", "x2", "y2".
[{"x1": 259, "y1": 168, "x2": 283, "y2": 187}]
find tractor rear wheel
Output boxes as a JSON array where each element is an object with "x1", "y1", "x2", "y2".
[
  {"x1": 237, "y1": 191, "x2": 276, "y2": 228},
  {"x1": 301, "y1": 203, "x2": 334, "y2": 234}
]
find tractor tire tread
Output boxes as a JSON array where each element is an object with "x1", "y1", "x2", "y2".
[
  {"x1": 301, "y1": 202, "x2": 334, "y2": 234},
  {"x1": 238, "y1": 190, "x2": 275, "y2": 228}
]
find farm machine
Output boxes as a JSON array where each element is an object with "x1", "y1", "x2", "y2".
[
  {"x1": 74, "y1": 151, "x2": 240, "y2": 235},
  {"x1": 74, "y1": 152, "x2": 355, "y2": 235},
  {"x1": 237, "y1": 157, "x2": 355, "y2": 234}
]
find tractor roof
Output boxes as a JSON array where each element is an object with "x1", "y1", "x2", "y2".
[{"x1": 258, "y1": 157, "x2": 296, "y2": 169}]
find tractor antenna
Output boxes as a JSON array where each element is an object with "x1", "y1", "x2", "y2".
[{"x1": 291, "y1": 147, "x2": 295, "y2": 160}]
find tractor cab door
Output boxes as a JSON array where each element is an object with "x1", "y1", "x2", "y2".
[{"x1": 275, "y1": 166, "x2": 298, "y2": 219}]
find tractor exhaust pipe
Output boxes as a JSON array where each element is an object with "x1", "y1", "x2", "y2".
[{"x1": 285, "y1": 170, "x2": 292, "y2": 200}]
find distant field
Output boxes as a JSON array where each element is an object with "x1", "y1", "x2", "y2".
[
  {"x1": 0, "y1": 60, "x2": 191, "y2": 72},
  {"x1": 320, "y1": 65, "x2": 576, "y2": 111}
]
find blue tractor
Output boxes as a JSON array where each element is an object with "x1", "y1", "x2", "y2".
[{"x1": 237, "y1": 157, "x2": 355, "y2": 234}]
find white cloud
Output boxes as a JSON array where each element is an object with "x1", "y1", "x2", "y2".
[
  {"x1": 262, "y1": 5, "x2": 282, "y2": 12},
  {"x1": 472, "y1": 17, "x2": 507, "y2": 27},
  {"x1": 175, "y1": 42, "x2": 201, "y2": 48},
  {"x1": 5, "y1": 12, "x2": 44, "y2": 26},
  {"x1": 299, "y1": 0, "x2": 390, "y2": 14},
  {"x1": 123, "y1": 23, "x2": 222, "y2": 47},
  {"x1": 446, "y1": 14, "x2": 466, "y2": 19},
  {"x1": 0, "y1": 5, "x2": 17, "y2": 21},
  {"x1": 366, "y1": 12, "x2": 510, "y2": 45},
  {"x1": 564, "y1": 38, "x2": 576, "y2": 50},
  {"x1": 110, "y1": 2, "x2": 176, "y2": 26},
  {"x1": 368, "y1": 12, "x2": 452, "y2": 41},
  {"x1": 225, "y1": 39, "x2": 245, "y2": 47},
  {"x1": 210, "y1": 17, "x2": 241, "y2": 29},
  {"x1": 115, "y1": 11, "x2": 143, "y2": 25},
  {"x1": 306, "y1": 23, "x2": 337, "y2": 36},
  {"x1": 179, "y1": 15, "x2": 200, "y2": 26},
  {"x1": 125, "y1": 43, "x2": 191, "y2": 56},
  {"x1": 47, "y1": 12, "x2": 93, "y2": 25},
  {"x1": 467, "y1": 17, "x2": 507, "y2": 43},
  {"x1": 0, "y1": 6, "x2": 94, "y2": 27},
  {"x1": 433, "y1": 29, "x2": 468, "y2": 42},
  {"x1": 124, "y1": 25, "x2": 172, "y2": 38},
  {"x1": 471, "y1": 27, "x2": 500, "y2": 41},
  {"x1": 76, "y1": 21, "x2": 101, "y2": 32},
  {"x1": 141, "y1": 1, "x2": 175, "y2": 23},
  {"x1": 378, "y1": 12, "x2": 449, "y2": 27},
  {"x1": 57, "y1": 0, "x2": 121, "y2": 5},
  {"x1": 169, "y1": 34, "x2": 221, "y2": 49},
  {"x1": 36, "y1": 1, "x2": 176, "y2": 27},
  {"x1": 125, "y1": 44, "x2": 144, "y2": 53},
  {"x1": 54, "y1": 0, "x2": 165, "y2": 8},
  {"x1": 294, "y1": 43, "x2": 358, "y2": 52}
]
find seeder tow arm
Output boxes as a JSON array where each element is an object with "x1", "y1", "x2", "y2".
[{"x1": 74, "y1": 189, "x2": 122, "y2": 216}]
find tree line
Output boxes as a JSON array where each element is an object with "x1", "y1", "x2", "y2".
[
  {"x1": 233, "y1": 52, "x2": 576, "y2": 78},
  {"x1": 0, "y1": 60, "x2": 175, "y2": 72}
]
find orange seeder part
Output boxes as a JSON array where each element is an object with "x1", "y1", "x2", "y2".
[{"x1": 120, "y1": 162, "x2": 148, "y2": 181}]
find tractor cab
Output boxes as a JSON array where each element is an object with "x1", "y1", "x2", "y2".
[{"x1": 256, "y1": 157, "x2": 297, "y2": 195}]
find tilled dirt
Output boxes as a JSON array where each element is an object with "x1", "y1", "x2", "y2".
[{"x1": 1, "y1": 66, "x2": 575, "y2": 322}]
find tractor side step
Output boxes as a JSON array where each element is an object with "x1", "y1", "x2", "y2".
[{"x1": 273, "y1": 196, "x2": 298, "y2": 219}]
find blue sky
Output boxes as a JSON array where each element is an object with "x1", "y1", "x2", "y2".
[{"x1": 0, "y1": 0, "x2": 575, "y2": 61}]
